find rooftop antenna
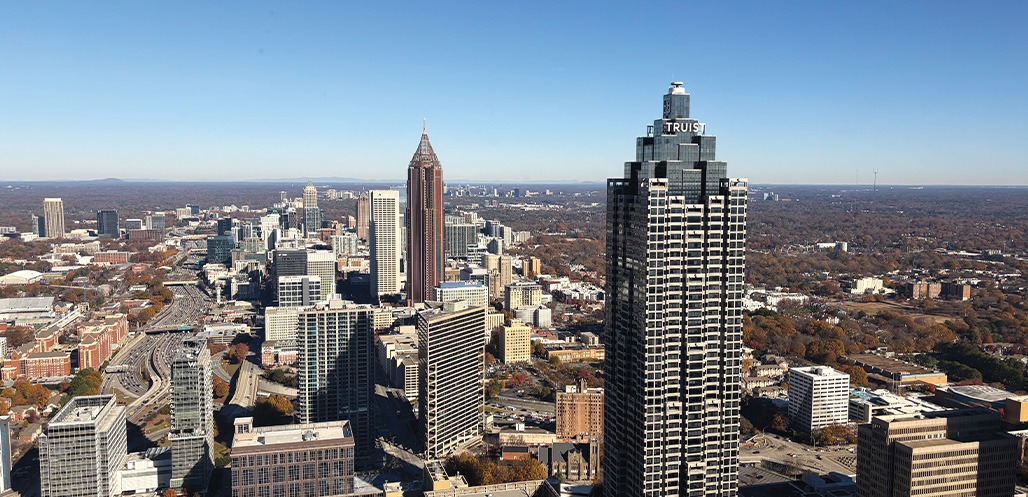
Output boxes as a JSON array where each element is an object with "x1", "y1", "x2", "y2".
[{"x1": 423, "y1": 117, "x2": 427, "y2": 134}]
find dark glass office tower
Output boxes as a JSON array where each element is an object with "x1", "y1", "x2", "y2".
[
  {"x1": 406, "y1": 124, "x2": 445, "y2": 305},
  {"x1": 96, "y1": 209, "x2": 119, "y2": 238},
  {"x1": 604, "y1": 83, "x2": 747, "y2": 497}
]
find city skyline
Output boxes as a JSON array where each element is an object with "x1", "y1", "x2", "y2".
[{"x1": 2, "y1": 2, "x2": 1027, "y2": 185}]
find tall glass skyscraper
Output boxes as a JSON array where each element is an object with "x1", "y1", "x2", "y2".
[
  {"x1": 406, "y1": 124, "x2": 445, "y2": 305},
  {"x1": 603, "y1": 83, "x2": 747, "y2": 497},
  {"x1": 96, "y1": 209, "x2": 119, "y2": 238}
]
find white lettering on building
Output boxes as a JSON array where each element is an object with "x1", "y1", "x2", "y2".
[{"x1": 662, "y1": 121, "x2": 706, "y2": 135}]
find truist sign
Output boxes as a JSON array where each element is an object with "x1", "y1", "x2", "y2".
[{"x1": 663, "y1": 121, "x2": 706, "y2": 135}]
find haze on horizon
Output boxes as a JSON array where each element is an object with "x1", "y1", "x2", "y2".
[{"x1": 1, "y1": 2, "x2": 1026, "y2": 185}]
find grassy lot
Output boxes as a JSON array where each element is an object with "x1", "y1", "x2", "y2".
[
  {"x1": 832, "y1": 300, "x2": 955, "y2": 324},
  {"x1": 221, "y1": 360, "x2": 241, "y2": 377}
]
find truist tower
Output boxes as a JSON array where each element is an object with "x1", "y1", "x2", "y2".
[
  {"x1": 406, "y1": 123, "x2": 445, "y2": 305},
  {"x1": 603, "y1": 82, "x2": 747, "y2": 497}
]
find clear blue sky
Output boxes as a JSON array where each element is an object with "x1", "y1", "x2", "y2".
[{"x1": 2, "y1": 1, "x2": 1026, "y2": 184}]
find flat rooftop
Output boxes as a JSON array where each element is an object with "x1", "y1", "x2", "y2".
[
  {"x1": 946, "y1": 384, "x2": 1012, "y2": 403},
  {"x1": 0, "y1": 296, "x2": 54, "y2": 312},
  {"x1": 233, "y1": 420, "x2": 353, "y2": 448},
  {"x1": 847, "y1": 354, "x2": 942, "y2": 376},
  {"x1": 438, "y1": 281, "x2": 486, "y2": 289}
]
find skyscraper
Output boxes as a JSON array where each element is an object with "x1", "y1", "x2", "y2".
[
  {"x1": 306, "y1": 250, "x2": 336, "y2": 301},
  {"x1": 406, "y1": 124, "x2": 445, "y2": 305},
  {"x1": 96, "y1": 209, "x2": 119, "y2": 238},
  {"x1": 303, "y1": 179, "x2": 321, "y2": 235},
  {"x1": 43, "y1": 198, "x2": 65, "y2": 239},
  {"x1": 39, "y1": 395, "x2": 127, "y2": 497},
  {"x1": 297, "y1": 300, "x2": 375, "y2": 467},
  {"x1": 369, "y1": 190, "x2": 401, "y2": 300},
  {"x1": 418, "y1": 301, "x2": 486, "y2": 459},
  {"x1": 0, "y1": 416, "x2": 10, "y2": 493},
  {"x1": 206, "y1": 235, "x2": 235, "y2": 265},
  {"x1": 30, "y1": 214, "x2": 46, "y2": 237},
  {"x1": 170, "y1": 338, "x2": 214, "y2": 492},
  {"x1": 603, "y1": 83, "x2": 747, "y2": 497},
  {"x1": 356, "y1": 193, "x2": 370, "y2": 240}
]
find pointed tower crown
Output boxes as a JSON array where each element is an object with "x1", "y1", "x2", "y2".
[{"x1": 410, "y1": 123, "x2": 440, "y2": 168}]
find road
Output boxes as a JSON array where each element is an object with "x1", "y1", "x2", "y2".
[
  {"x1": 228, "y1": 360, "x2": 262, "y2": 408},
  {"x1": 740, "y1": 432, "x2": 856, "y2": 475},
  {"x1": 142, "y1": 285, "x2": 209, "y2": 332},
  {"x1": 491, "y1": 394, "x2": 556, "y2": 415}
]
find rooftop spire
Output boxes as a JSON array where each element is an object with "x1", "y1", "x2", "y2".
[{"x1": 410, "y1": 121, "x2": 439, "y2": 168}]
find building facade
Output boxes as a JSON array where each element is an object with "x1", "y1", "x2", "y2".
[
  {"x1": 230, "y1": 417, "x2": 356, "y2": 497},
  {"x1": 264, "y1": 306, "x2": 300, "y2": 342},
  {"x1": 96, "y1": 209, "x2": 119, "y2": 238},
  {"x1": 43, "y1": 198, "x2": 65, "y2": 239},
  {"x1": 170, "y1": 338, "x2": 214, "y2": 492},
  {"x1": 406, "y1": 125, "x2": 446, "y2": 305},
  {"x1": 857, "y1": 409, "x2": 1017, "y2": 497},
  {"x1": 356, "y1": 193, "x2": 370, "y2": 240},
  {"x1": 499, "y1": 319, "x2": 531, "y2": 364},
  {"x1": 207, "y1": 235, "x2": 235, "y2": 265},
  {"x1": 787, "y1": 366, "x2": 850, "y2": 435},
  {"x1": 556, "y1": 379, "x2": 604, "y2": 441},
  {"x1": 277, "y1": 275, "x2": 321, "y2": 308},
  {"x1": 306, "y1": 250, "x2": 336, "y2": 301},
  {"x1": 297, "y1": 300, "x2": 375, "y2": 466},
  {"x1": 433, "y1": 282, "x2": 490, "y2": 309},
  {"x1": 39, "y1": 395, "x2": 127, "y2": 497},
  {"x1": 504, "y1": 282, "x2": 542, "y2": 311},
  {"x1": 603, "y1": 83, "x2": 747, "y2": 497},
  {"x1": 302, "y1": 179, "x2": 321, "y2": 236},
  {"x1": 369, "y1": 190, "x2": 401, "y2": 300},
  {"x1": 418, "y1": 301, "x2": 487, "y2": 459}
]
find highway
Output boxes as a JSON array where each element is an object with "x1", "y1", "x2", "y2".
[
  {"x1": 142, "y1": 284, "x2": 208, "y2": 332},
  {"x1": 228, "y1": 359, "x2": 262, "y2": 408}
]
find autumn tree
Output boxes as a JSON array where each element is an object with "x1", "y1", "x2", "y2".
[
  {"x1": 212, "y1": 377, "x2": 230, "y2": 399},
  {"x1": 815, "y1": 423, "x2": 858, "y2": 446},
  {"x1": 253, "y1": 394, "x2": 294, "y2": 426},
  {"x1": 228, "y1": 343, "x2": 249, "y2": 364},
  {"x1": 163, "y1": 490, "x2": 178, "y2": 497}
]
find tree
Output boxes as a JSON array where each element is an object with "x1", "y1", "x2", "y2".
[
  {"x1": 445, "y1": 453, "x2": 487, "y2": 486},
  {"x1": 485, "y1": 380, "x2": 503, "y2": 400},
  {"x1": 847, "y1": 366, "x2": 869, "y2": 387},
  {"x1": 815, "y1": 423, "x2": 858, "y2": 446},
  {"x1": 212, "y1": 377, "x2": 229, "y2": 399},
  {"x1": 507, "y1": 458, "x2": 547, "y2": 482},
  {"x1": 66, "y1": 368, "x2": 103, "y2": 398},
  {"x1": 508, "y1": 372, "x2": 530, "y2": 389},
  {"x1": 163, "y1": 490, "x2": 178, "y2": 497},
  {"x1": 253, "y1": 394, "x2": 294, "y2": 426},
  {"x1": 485, "y1": 352, "x2": 496, "y2": 366},
  {"x1": 228, "y1": 343, "x2": 249, "y2": 364}
]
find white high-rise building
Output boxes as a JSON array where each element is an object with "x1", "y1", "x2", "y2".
[
  {"x1": 264, "y1": 306, "x2": 300, "y2": 342},
  {"x1": 787, "y1": 366, "x2": 850, "y2": 434},
  {"x1": 39, "y1": 395, "x2": 127, "y2": 497},
  {"x1": 369, "y1": 190, "x2": 401, "y2": 299},
  {"x1": 603, "y1": 83, "x2": 747, "y2": 497},
  {"x1": 43, "y1": 198, "x2": 65, "y2": 239},
  {"x1": 418, "y1": 301, "x2": 487, "y2": 459},
  {"x1": 170, "y1": 338, "x2": 214, "y2": 491},
  {"x1": 277, "y1": 275, "x2": 321, "y2": 307},
  {"x1": 306, "y1": 250, "x2": 336, "y2": 301}
]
